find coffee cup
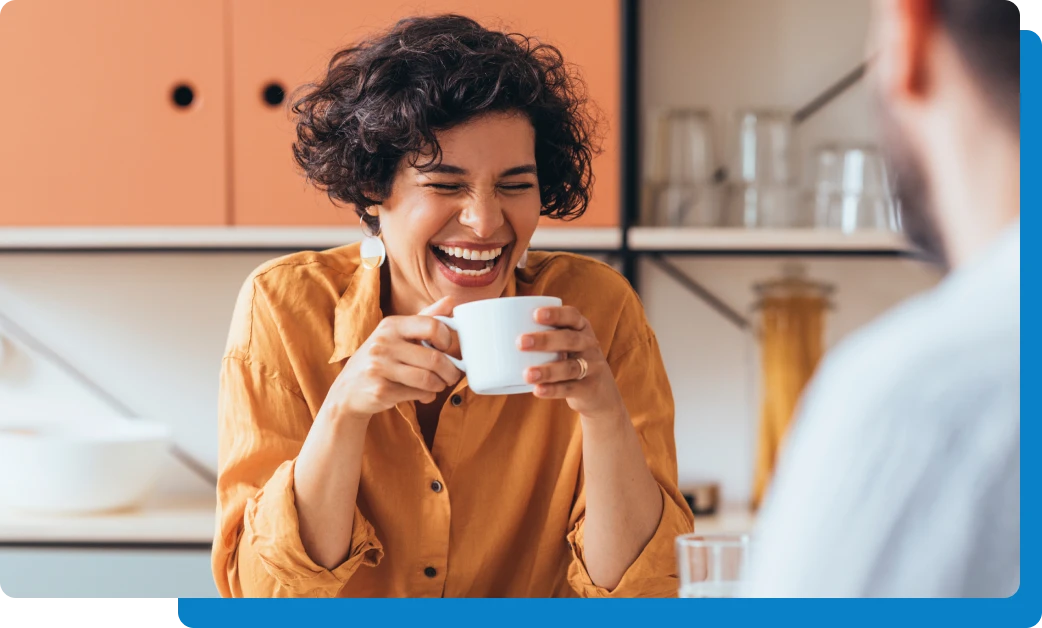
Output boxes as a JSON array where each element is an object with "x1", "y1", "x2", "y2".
[{"x1": 425, "y1": 296, "x2": 562, "y2": 395}]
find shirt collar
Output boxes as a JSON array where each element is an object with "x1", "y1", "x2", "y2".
[
  {"x1": 328, "y1": 259, "x2": 384, "y2": 364},
  {"x1": 328, "y1": 256, "x2": 524, "y2": 364}
]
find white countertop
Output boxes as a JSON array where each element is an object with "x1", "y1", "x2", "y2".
[
  {"x1": 0, "y1": 497, "x2": 750, "y2": 546},
  {"x1": 0, "y1": 493, "x2": 215, "y2": 546},
  {"x1": 693, "y1": 505, "x2": 756, "y2": 536}
]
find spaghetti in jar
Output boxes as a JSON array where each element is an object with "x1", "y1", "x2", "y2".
[{"x1": 751, "y1": 268, "x2": 833, "y2": 508}]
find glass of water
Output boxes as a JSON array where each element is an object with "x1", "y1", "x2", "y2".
[{"x1": 676, "y1": 533, "x2": 752, "y2": 598}]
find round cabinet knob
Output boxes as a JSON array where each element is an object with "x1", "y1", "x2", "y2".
[
  {"x1": 171, "y1": 84, "x2": 195, "y2": 108},
  {"x1": 262, "y1": 82, "x2": 286, "y2": 107}
]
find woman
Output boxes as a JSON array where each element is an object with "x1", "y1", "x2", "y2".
[{"x1": 213, "y1": 14, "x2": 692, "y2": 598}]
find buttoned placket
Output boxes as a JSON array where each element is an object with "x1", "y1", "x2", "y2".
[{"x1": 396, "y1": 379, "x2": 470, "y2": 597}]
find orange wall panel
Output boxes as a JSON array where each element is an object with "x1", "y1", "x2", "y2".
[
  {"x1": 230, "y1": 0, "x2": 620, "y2": 227},
  {"x1": 0, "y1": 0, "x2": 226, "y2": 226}
]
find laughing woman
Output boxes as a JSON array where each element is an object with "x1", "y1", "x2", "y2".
[{"x1": 213, "y1": 14, "x2": 693, "y2": 598}]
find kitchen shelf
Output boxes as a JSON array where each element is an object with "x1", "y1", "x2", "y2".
[
  {"x1": 0, "y1": 226, "x2": 622, "y2": 252},
  {"x1": 0, "y1": 493, "x2": 215, "y2": 548},
  {"x1": 0, "y1": 226, "x2": 914, "y2": 257},
  {"x1": 628, "y1": 227, "x2": 913, "y2": 255}
]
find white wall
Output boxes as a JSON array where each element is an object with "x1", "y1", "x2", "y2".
[
  {"x1": 0, "y1": 0, "x2": 941, "y2": 597},
  {"x1": 642, "y1": 0, "x2": 880, "y2": 183},
  {"x1": 639, "y1": 0, "x2": 939, "y2": 499}
]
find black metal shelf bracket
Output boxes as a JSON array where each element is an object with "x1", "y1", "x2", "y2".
[
  {"x1": 793, "y1": 59, "x2": 871, "y2": 125},
  {"x1": 645, "y1": 254, "x2": 751, "y2": 333}
]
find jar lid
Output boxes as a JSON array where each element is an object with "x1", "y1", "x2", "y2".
[{"x1": 752, "y1": 264, "x2": 834, "y2": 302}]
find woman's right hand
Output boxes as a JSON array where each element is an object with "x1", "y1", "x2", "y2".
[{"x1": 320, "y1": 296, "x2": 462, "y2": 424}]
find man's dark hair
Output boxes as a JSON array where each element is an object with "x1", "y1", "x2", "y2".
[
  {"x1": 937, "y1": 0, "x2": 1020, "y2": 126},
  {"x1": 291, "y1": 14, "x2": 598, "y2": 228}
]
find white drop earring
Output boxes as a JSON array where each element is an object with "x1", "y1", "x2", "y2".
[
  {"x1": 516, "y1": 247, "x2": 529, "y2": 269},
  {"x1": 359, "y1": 214, "x2": 386, "y2": 270}
]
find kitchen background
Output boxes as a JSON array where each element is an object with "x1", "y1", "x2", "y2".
[{"x1": 0, "y1": 0, "x2": 940, "y2": 597}]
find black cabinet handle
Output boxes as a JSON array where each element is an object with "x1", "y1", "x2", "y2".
[
  {"x1": 171, "y1": 84, "x2": 195, "y2": 108},
  {"x1": 262, "y1": 82, "x2": 286, "y2": 107}
]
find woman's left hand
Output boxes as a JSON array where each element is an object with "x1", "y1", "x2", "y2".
[{"x1": 518, "y1": 306, "x2": 627, "y2": 422}]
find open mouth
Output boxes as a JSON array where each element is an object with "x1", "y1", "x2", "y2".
[{"x1": 430, "y1": 243, "x2": 506, "y2": 278}]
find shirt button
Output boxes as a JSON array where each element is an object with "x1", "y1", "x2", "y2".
[
  {"x1": 450, "y1": 394, "x2": 463, "y2": 407},
  {"x1": 424, "y1": 566, "x2": 438, "y2": 578},
  {"x1": 430, "y1": 480, "x2": 443, "y2": 493}
]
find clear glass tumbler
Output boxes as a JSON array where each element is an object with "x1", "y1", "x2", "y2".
[{"x1": 676, "y1": 533, "x2": 752, "y2": 598}]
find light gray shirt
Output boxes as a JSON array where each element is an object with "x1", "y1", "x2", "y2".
[{"x1": 744, "y1": 222, "x2": 1020, "y2": 597}]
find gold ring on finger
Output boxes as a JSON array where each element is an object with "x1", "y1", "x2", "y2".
[{"x1": 575, "y1": 357, "x2": 589, "y2": 381}]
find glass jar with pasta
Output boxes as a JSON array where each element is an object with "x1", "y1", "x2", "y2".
[{"x1": 749, "y1": 266, "x2": 833, "y2": 509}]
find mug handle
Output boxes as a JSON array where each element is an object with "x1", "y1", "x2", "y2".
[{"x1": 421, "y1": 315, "x2": 466, "y2": 372}]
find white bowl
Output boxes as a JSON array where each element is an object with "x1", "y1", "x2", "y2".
[{"x1": 0, "y1": 419, "x2": 171, "y2": 514}]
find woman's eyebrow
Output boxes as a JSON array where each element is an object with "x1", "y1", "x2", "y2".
[
  {"x1": 417, "y1": 164, "x2": 538, "y2": 176},
  {"x1": 500, "y1": 165, "x2": 538, "y2": 177},
  {"x1": 419, "y1": 163, "x2": 468, "y2": 175}
]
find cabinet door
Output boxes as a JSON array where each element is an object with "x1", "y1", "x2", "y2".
[
  {"x1": 229, "y1": 0, "x2": 620, "y2": 227},
  {"x1": 0, "y1": 0, "x2": 226, "y2": 226}
]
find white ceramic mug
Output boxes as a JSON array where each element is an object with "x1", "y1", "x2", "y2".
[{"x1": 426, "y1": 296, "x2": 562, "y2": 395}]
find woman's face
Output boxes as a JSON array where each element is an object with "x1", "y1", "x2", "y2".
[{"x1": 376, "y1": 112, "x2": 542, "y2": 311}]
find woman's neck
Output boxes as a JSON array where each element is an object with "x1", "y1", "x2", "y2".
[{"x1": 381, "y1": 262, "x2": 425, "y2": 317}]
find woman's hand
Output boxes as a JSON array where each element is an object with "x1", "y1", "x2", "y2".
[
  {"x1": 320, "y1": 297, "x2": 463, "y2": 424},
  {"x1": 518, "y1": 305, "x2": 627, "y2": 422}
]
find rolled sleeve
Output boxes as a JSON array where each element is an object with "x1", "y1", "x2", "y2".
[
  {"x1": 212, "y1": 354, "x2": 383, "y2": 598},
  {"x1": 567, "y1": 485, "x2": 691, "y2": 598},
  {"x1": 237, "y1": 458, "x2": 383, "y2": 597},
  {"x1": 565, "y1": 314, "x2": 694, "y2": 598}
]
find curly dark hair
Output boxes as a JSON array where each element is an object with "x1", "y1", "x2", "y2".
[{"x1": 291, "y1": 14, "x2": 599, "y2": 229}]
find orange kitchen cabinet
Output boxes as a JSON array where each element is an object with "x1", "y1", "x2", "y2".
[
  {"x1": 229, "y1": 0, "x2": 620, "y2": 228},
  {"x1": 0, "y1": 0, "x2": 226, "y2": 226}
]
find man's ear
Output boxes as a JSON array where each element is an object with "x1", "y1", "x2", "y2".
[{"x1": 875, "y1": 0, "x2": 937, "y2": 105}]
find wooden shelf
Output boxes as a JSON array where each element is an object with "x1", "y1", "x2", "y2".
[
  {"x1": 0, "y1": 226, "x2": 622, "y2": 252},
  {"x1": 628, "y1": 227, "x2": 912, "y2": 254},
  {"x1": 0, "y1": 226, "x2": 914, "y2": 256}
]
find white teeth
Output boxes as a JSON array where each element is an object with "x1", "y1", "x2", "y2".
[
  {"x1": 447, "y1": 264, "x2": 494, "y2": 277},
  {"x1": 434, "y1": 244, "x2": 504, "y2": 261}
]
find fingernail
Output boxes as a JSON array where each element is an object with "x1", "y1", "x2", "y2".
[
  {"x1": 527, "y1": 369, "x2": 542, "y2": 383},
  {"x1": 519, "y1": 335, "x2": 534, "y2": 349},
  {"x1": 537, "y1": 309, "x2": 552, "y2": 323}
]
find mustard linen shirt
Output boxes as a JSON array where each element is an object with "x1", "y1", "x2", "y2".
[{"x1": 212, "y1": 244, "x2": 693, "y2": 597}]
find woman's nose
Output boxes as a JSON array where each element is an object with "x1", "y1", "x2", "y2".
[{"x1": 457, "y1": 190, "x2": 505, "y2": 238}]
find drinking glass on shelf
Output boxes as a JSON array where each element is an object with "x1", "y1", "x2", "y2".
[
  {"x1": 729, "y1": 110, "x2": 795, "y2": 186},
  {"x1": 723, "y1": 110, "x2": 798, "y2": 228},
  {"x1": 724, "y1": 184, "x2": 805, "y2": 228},
  {"x1": 811, "y1": 144, "x2": 899, "y2": 233},
  {"x1": 676, "y1": 533, "x2": 752, "y2": 598},
  {"x1": 641, "y1": 109, "x2": 721, "y2": 227}
]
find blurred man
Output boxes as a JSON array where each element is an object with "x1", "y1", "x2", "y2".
[{"x1": 745, "y1": 0, "x2": 1020, "y2": 597}]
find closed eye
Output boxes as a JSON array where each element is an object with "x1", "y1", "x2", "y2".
[
  {"x1": 499, "y1": 183, "x2": 535, "y2": 192},
  {"x1": 425, "y1": 183, "x2": 465, "y2": 193}
]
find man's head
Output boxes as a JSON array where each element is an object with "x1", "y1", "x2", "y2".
[{"x1": 870, "y1": 0, "x2": 1020, "y2": 267}]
